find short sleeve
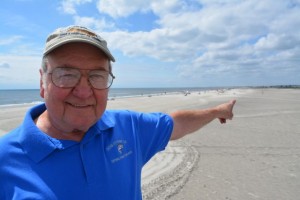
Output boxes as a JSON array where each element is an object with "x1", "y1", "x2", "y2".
[{"x1": 135, "y1": 112, "x2": 174, "y2": 165}]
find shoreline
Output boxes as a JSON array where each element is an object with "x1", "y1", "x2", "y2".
[
  {"x1": 0, "y1": 86, "x2": 252, "y2": 107},
  {"x1": 0, "y1": 87, "x2": 246, "y2": 140},
  {"x1": 0, "y1": 87, "x2": 292, "y2": 136}
]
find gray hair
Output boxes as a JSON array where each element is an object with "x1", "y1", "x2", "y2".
[
  {"x1": 40, "y1": 56, "x2": 48, "y2": 89},
  {"x1": 41, "y1": 56, "x2": 48, "y2": 73}
]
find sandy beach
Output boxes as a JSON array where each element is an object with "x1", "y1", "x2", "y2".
[{"x1": 1, "y1": 88, "x2": 300, "y2": 199}]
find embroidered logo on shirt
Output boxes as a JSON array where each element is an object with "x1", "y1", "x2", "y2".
[
  {"x1": 117, "y1": 143, "x2": 124, "y2": 154},
  {"x1": 106, "y1": 140, "x2": 133, "y2": 163}
]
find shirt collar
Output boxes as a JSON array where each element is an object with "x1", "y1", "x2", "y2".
[
  {"x1": 79, "y1": 111, "x2": 115, "y2": 145},
  {"x1": 18, "y1": 103, "x2": 115, "y2": 163},
  {"x1": 95, "y1": 110, "x2": 115, "y2": 131},
  {"x1": 18, "y1": 104, "x2": 62, "y2": 163}
]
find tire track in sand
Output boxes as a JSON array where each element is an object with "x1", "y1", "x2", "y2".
[{"x1": 142, "y1": 140, "x2": 199, "y2": 199}]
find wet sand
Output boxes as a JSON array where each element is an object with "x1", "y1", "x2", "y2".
[{"x1": 1, "y1": 88, "x2": 300, "y2": 199}]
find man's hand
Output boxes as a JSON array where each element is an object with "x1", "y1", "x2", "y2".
[
  {"x1": 216, "y1": 100, "x2": 236, "y2": 124},
  {"x1": 170, "y1": 99, "x2": 237, "y2": 140}
]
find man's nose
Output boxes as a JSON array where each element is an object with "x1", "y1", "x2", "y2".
[{"x1": 72, "y1": 75, "x2": 93, "y2": 98}]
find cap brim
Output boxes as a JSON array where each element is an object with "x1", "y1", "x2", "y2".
[{"x1": 44, "y1": 38, "x2": 115, "y2": 62}]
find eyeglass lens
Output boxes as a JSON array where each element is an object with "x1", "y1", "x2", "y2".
[{"x1": 51, "y1": 67, "x2": 114, "y2": 89}]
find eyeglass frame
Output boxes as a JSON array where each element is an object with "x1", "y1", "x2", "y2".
[{"x1": 46, "y1": 66, "x2": 115, "y2": 90}]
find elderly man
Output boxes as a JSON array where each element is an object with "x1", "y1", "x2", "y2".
[{"x1": 0, "y1": 25, "x2": 236, "y2": 200}]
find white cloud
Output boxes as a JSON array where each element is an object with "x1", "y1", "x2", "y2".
[
  {"x1": 97, "y1": 0, "x2": 198, "y2": 18},
  {"x1": 103, "y1": 28, "x2": 202, "y2": 62},
  {"x1": 6, "y1": 0, "x2": 295, "y2": 87},
  {"x1": 148, "y1": 0, "x2": 184, "y2": 16},
  {"x1": 97, "y1": 0, "x2": 150, "y2": 18},
  {"x1": 255, "y1": 34, "x2": 297, "y2": 51},
  {"x1": 1, "y1": 0, "x2": 298, "y2": 88},
  {"x1": 60, "y1": 0, "x2": 92, "y2": 15},
  {"x1": 95, "y1": 0, "x2": 300, "y2": 85},
  {"x1": 73, "y1": 15, "x2": 115, "y2": 30}
]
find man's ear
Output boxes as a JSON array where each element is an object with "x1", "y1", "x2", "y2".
[{"x1": 39, "y1": 69, "x2": 45, "y2": 98}]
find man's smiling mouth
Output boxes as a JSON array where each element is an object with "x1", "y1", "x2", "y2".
[{"x1": 67, "y1": 102, "x2": 92, "y2": 108}]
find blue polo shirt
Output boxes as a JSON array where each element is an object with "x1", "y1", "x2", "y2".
[{"x1": 0, "y1": 104, "x2": 173, "y2": 200}]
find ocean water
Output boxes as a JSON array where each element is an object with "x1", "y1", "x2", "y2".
[{"x1": 0, "y1": 88, "x2": 209, "y2": 106}]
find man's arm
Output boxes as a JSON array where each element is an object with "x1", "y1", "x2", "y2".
[{"x1": 170, "y1": 100, "x2": 236, "y2": 140}]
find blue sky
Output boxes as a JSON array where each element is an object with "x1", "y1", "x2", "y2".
[{"x1": 0, "y1": 0, "x2": 299, "y2": 89}]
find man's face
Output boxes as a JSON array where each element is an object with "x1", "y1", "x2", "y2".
[{"x1": 40, "y1": 43, "x2": 110, "y2": 136}]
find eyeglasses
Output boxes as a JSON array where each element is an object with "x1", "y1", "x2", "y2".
[{"x1": 48, "y1": 67, "x2": 115, "y2": 90}]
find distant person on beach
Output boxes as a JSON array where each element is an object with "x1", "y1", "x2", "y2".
[{"x1": 0, "y1": 25, "x2": 236, "y2": 200}]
